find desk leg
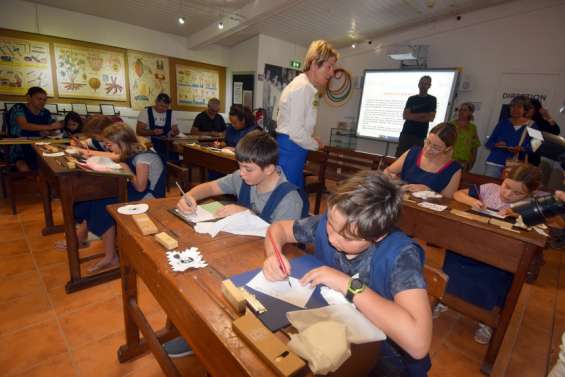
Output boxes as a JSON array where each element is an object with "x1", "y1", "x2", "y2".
[
  {"x1": 39, "y1": 170, "x2": 63, "y2": 235},
  {"x1": 117, "y1": 254, "x2": 181, "y2": 376},
  {"x1": 481, "y1": 246, "x2": 538, "y2": 375}
]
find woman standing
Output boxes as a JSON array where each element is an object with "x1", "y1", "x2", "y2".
[
  {"x1": 275, "y1": 40, "x2": 339, "y2": 188},
  {"x1": 451, "y1": 103, "x2": 480, "y2": 171}
]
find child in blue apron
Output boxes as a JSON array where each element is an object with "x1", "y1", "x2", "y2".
[
  {"x1": 70, "y1": 115, "x2": 120, "y2": 160},
  {"x1": 135, "y1": 93, "x2": 179, "y2": 161},
  {"x1": 62, "y1": 111, "x2": 83, "y2": 137},
  {"x1": 263, "y1": 171, "x2": 432, "y2": 377},
  {"x1": 6, "y1": 86, "x2": 63, "y2": 171},
  {"x1": 385, "y1": 122, "x2": 462, "y2": 198},
  {"x1": 441, "y1": 163, "x2": 542, "y2": 344},
  {"x1": 275, "y1": 40, "x2": 339, "y2": 188},
  {"x1": 73, "y1": 123, "x2": 165, "y2": 273}
]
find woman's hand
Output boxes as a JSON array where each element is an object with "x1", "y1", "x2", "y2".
[
  {"x1": 153, "y1": 128, "x2": 164, "y2": 136},
  {"x1": 263, "y1": 254, "x2": 291, "y2": 281},
  {"x1": 177, "y1": 194, "x2": 197, "y2": 214},
  {"x1": 215, "y1": 204, "x2": 248, "y2": 218},
  {"x1": 402, "y1": 184, "x2": 431, "y2": 193},
  {"x1": 300, "y1": 266, "x2": 350, "y2": 294}
]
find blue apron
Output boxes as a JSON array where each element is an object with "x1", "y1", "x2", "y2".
[
  {"x1": 276, "y1": 133, "x2": 308, "y2": 188},
  {"x1": 314, "y1": 215, "x2": 431, "y2": 377},
  {"x1": 125, "y1": 152, "x2": 167, "y2": 201},
  {"x1": 147, "y1": 107, "x2": 177, "y2": 161}
]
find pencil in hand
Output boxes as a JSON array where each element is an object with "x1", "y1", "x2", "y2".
[
  {"x1": 267, "y1": 229, "x2": 292, "y2": 287},
  {"x1": 175, "y1": 181, "x2": 194, "y2": 211}
]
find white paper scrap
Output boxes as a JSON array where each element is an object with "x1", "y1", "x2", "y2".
[
  {"x1": 166, "y1": 247, "x2": 208, "y2": 272},
  {"x1": 246, "y1": 271, "x2": 314, "y2": 308},
  {"x1": 194, "y1": 210, "x2": 269, "y2": 238}
]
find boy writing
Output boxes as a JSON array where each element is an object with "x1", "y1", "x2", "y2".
[
  {"x1": 263, "y1": 171, "x2": 432, "y2": 376},
  {"x1": 168, "y1": 130, "x2": 307, "y2": 358},
  {"x1": 177, "y1": 129, "x2": 307, "y2": 223}
]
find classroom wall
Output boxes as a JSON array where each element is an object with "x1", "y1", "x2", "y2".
[
  {"x1": 0, "y1": 0, "x2": 232, "y2": 132},
  {"x1": 316, "y1": 0, "x2": 565, "y2": 176},
  {"x1": 254, "y1": 34, "x2": 307, "y2": 109}
]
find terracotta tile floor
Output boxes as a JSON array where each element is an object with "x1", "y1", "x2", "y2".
[{"x1": 0, "y1": 182, "x2": 562, "y2": 377}]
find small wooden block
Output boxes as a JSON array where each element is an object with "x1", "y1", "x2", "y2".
[
  {"x1": 66, "y1": 161, "x2": 76, "y2": 169},
  {"x1": 154, "y1": 232, "x2": 178, "y2": 250},
  {"x1": 221, "y1": 279, "x2": 246, "y2": 314},
  {"x1": 131, "y1": 213, "x2": 158, "y2": 235},
  {"x1": 233, "y1": 310, "x2": 305, "y2": 377}
]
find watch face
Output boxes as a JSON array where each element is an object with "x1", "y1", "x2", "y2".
[{"x1": 350, "y1": 278, "x2": 364, "y2": 291}]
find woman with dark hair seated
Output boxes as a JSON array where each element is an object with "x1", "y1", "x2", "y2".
[{"x1": 216, "y1": 104, "x2": 258, "y2": 150}]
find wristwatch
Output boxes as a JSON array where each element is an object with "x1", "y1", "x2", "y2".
[{"x1": 346, "y1": 278, "x2": 366, "y2": 302}]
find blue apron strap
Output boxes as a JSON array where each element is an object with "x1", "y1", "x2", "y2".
[{"x1": 237, "y1": 181, "x2": 252, "y2": 208}]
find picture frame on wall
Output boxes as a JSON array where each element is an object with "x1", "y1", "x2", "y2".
[{"x1": 170, "y1": 58, "x2": 226, "y2": 113}]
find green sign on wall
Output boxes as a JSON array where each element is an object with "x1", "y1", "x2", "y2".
[{"x1": 290, "y1": 60, "x2": 301, "y2": 69}]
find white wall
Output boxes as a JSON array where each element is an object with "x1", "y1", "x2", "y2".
[
  {"x1": 316, "y1": 0, "x2": 565, "y2": 175},
  {"x1": 0, "y1": 0, "x2": 233, "y2": 132},
  {"x1": 255, "y1": 34, "x2": 307, "y2": 109}
]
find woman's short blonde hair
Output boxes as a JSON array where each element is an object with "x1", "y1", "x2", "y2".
[
  {"x1": 102, "y1": 123, "x2": 146, "y2": 161},
  {"x1": 303, "y1": 40, "x2": 339, "y2": 72}
]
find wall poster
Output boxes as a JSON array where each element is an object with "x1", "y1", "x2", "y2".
[
  {"x1": 54, "y1": 43, "x2": 127, "y2": 101},
  {"x1": 175, "y1": 64, "x2": 219, "y2": 107},
  {"x1": 0, "y1": 35, "x2": 54, "y2": 96},
  {"x1": 127, "y1": 50, "x2": 170, "y2": 110}
]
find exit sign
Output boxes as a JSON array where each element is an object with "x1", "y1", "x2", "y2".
[{"x1": 290, "y1": 60, "x2": 301, "y2": 69}]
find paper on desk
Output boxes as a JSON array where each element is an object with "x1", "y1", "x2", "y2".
[
  {"x1": 42, "y1": 151, "x2": 65, "y2": 157},
  {"x1": 417, "y1": 202, "x2": 447, "y2": 212},
  {"x1": 287, "y1": 304, "x2": 387, "y2": 344},
  {"x1": 175, "y1": 132, "x2": 189, "y2": 139},
  {"x1": 180, "y1": 205, "x2": 218, "y2": 223},
  {"x1": 194, "y1": 210, "x2": 269, "y2": 237},
  {"x1": 411, "y1": 190, "x2": 442, "y2": 200},
  {"x1": 246, "y1": 270, "x2": 315, "y2": 308}
]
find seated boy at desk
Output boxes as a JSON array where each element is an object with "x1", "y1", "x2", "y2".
[
  {"x1": 168, "y1": 130, "x2": 308, "y2": 358},
  {"x1": 177, "y1": 129, "x2": 308, "y2": 223},
  {"x1": 263, "y1": 171, "x2": 432, "y2": 377}
]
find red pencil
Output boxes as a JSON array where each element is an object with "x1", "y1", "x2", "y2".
[{"x1": 267, "y1": 229, "x2": 292, "y2": 287}]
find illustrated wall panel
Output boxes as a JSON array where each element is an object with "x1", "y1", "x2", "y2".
[{"x1": 127, "y1": 50, "x2": 170, "y2": 110}]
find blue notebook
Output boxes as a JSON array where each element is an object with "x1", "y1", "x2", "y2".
[{"x1": 231, "y1": 255, "x2": 328, "y2": 332}]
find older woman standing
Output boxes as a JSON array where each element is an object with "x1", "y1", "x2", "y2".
[
  {"x1": 451, "y1": 102, "x2": 480, "y2": 171},
  {"x1": 275, "y1": 40, "x2": 339, "y2": 188}
]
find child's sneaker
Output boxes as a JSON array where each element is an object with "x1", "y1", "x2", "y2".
[
  {"x1": 474, "y1": 323, "x2": 493, "y2": 345},
  {"x1": 432, "y1": 302, "x2": 448, "y2": 319}
]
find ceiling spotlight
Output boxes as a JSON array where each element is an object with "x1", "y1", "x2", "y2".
[
  {"x1": 178, "y1": 16, "x2": 186, "y2": 25},
  {"x1": 351, "y1": 43, "x2": 356, "y2": 49},
  {"x1": 218, "y1": 21, "x2": 224, "y2": 30}
]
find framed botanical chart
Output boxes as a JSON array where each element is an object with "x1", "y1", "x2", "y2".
[
  {"x1": 0, "y1": 33, "x2": 54, "y2": 96},
  {"x1": 127, "y1": 50, "x2": 170, "y2": 110},
  {"x1": 171, "y1": 58, "x2": 226, "y2": 112},
  {"x1": 54, "y1": 42, "x2": 128, "y2": 101}
]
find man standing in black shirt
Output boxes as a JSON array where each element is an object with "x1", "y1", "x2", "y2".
[
  {"x1": 190, "y1": 98, "x2": 226, "y2": 136},
  {"x1": 395, "y1": 76, "x2": 437, "y2": 157}
]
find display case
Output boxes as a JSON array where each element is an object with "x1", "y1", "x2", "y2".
[{"x1": 329, "y1": 128, "x2": 357, "y2": 149}]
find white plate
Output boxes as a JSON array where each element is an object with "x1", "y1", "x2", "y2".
[{"x1": 117, "y1": 203, "x2": 149, "y2": 215}]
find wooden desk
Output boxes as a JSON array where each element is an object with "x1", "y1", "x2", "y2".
[
  {"x1": 34, "y1": 145, "x2": 129, "y2": 293},
  {"x1": 108, "y1": 197, "x2": 380, "y2": 377},
  {"x1": 0, "y1": 137, "x2": 70, "y2": 145},
  {"x1": 181, "y1": 143, "x2": 238, "y2": 186},
  {"x1": 398, "y1": 199, "x2": 546, "y2": 375}
]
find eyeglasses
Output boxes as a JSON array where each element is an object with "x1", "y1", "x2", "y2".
[{"x1": 424, "y1": 138, "x2": 445, "y2": 152}]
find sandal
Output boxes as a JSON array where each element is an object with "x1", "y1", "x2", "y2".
[
  {"x1": 87, "y1": 257, "x2": 119, "y2": 274},
  {"x1": 55, "y1": 239, "x2": 90, "y2": 251}
]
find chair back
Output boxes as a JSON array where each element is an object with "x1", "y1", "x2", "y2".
[
  {"x1": 423, "y1": 264, "x2": 449, "y2": 304},
  {"x1": 304, "y1": 150, "x2": 328, "y2": 214},
  {"x1": 324, "y1": 146, "x2": 384, "y2": 182}
]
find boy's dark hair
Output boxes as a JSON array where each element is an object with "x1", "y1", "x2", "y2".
[
  {"x1": 235, "y1": 130, "x2": 278, "y2": 169},
  {"x1": 155, "y1": 93, "x2": 171, "y2": 104},
  {"x1": 64, "y1": 111, "x2": 83, "y2": 130},
  {"x1": 327, "y1": 170, "x2": 403, "y2": 241},
  {"x1": 430, "y1": 122, "x2": 457, "y2": 147},
  {"x1": 506, "y1": 163, "x2": 542, "y2": 192},
  {"x1": 26, "y1": 86, "x2": 47, "y2": 97}
]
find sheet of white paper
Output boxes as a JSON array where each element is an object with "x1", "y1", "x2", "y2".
[
  {"x1": 527, "y1": 127, "x2": 544, "y2": 140},
  {"x1": 194, "y1": 210, "x2": 269, "y2": 237},
  {"x1": 246, "y1": 271, "x2": 314, "y2": 308},
  {"x1": 43, "y1": 151, "x2": 65, "y2": 157},
  {"x1": 287, "y1": 304, "x2": 387, "y2": 344},
  {"x1": 417, "y1": 202, "x2": 447, "y2": 212}
]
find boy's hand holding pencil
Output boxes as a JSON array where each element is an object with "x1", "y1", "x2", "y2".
[
  {"x1": 263, "y1": 229, "x2": 292, "y2": 284},
  {"x1": 175, "y1": 182, "x2": 197, "y2": 214}
]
